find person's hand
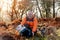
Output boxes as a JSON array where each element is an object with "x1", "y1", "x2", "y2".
[
  {"x1": 15, "y1": 30, "x2": 19, "y2": 36},
  {"x1": 21, "y1": 25, "x2": 23, "y2": 27},
  {"x1": 32, "y1": 32, "x2": 34, "y2": 36}
]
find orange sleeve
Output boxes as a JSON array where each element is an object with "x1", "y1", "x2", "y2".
[
  {"x1": 21, "y1": 17, "x2": 26, "y2": 25},
  {"x1": 32, "y1": 17, "x2": 38, "y2": 32}
]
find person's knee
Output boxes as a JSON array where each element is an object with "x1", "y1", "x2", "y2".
[{"x1": 20, "y1": 28, "x2": 32, "y2": 38}]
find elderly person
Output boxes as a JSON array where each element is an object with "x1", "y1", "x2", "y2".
[{"x1": 16, "y1": 10, "x2": 38, "y2": 38}]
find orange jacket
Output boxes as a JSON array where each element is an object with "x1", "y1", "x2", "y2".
[{"x1": 21, "y1": 17, "x2": 38, "y2": 32}]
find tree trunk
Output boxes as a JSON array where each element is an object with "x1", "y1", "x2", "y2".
[
  {"x1": 53, "y1": 0, "x2": 55, "y2": 18},
  {"x1": 15, "y1": 11, "x2": 18, "y2": 19},
  {"x1": 11, "y1": 0, "x2": 17, "y2": 21},
  {"x1": 36, "y1": 0, "x2": 42, "y2": 18},
  {"x1": 46, "y1": 8, "x2": 48, "y2": 18},
  {"x1": 21, "y1": 10, "x2": 25, "y2": 19}
]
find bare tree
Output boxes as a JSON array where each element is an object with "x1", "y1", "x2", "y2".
[
  {"x1": 11, "y1": 0, "x2": 17, "y2": 21},
  {"x1": 53, "y1": 0, "x2": 55, "y2": 18},
  {"x1": 36, "y1": 0, "x2": 42, "y2": 18},
  {"x1": 17, "y1": 0, "x2": 31, "y2": 19},
  {"x1": 41, "y1": 0, "x2": 53, "y2": 18}
]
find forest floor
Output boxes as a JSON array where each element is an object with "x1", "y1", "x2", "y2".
[
  {"x1": 0, "y1": 18, "x2": 60, "y2": 40},
  {"x1": 0, "y1": 24, "x2": 60, "y2": 40}
]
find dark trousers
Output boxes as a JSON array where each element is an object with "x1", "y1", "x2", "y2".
[{"x1": 20, "y1": 24, "x2": 32, "y2": 38}]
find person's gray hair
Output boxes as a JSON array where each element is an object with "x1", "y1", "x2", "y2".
[{"x1": 27, "y1": 10, "x2": 33, "y2": 15}]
